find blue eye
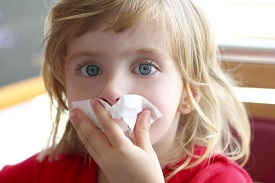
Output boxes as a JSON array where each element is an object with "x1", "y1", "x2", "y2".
[
  {"x1": 80, "y1": 64, "x2": 102, "y2": 77},
  {"x1": 134, "y1": 62, "x2": 157, "y2": 75}
]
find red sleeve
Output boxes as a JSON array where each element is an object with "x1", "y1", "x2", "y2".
[
  {"x1": 191, "y1": 160, "x2": 253, "y2": 183},
  {"x1": 0, "y1": 154, "x2": 43, "y2": 183},
  {"x1": 165, "y1": 154, "x2": 253, "y2": 183},
  {"x1": 0, "y1": 154, "x2": 97, "y2": 183}
]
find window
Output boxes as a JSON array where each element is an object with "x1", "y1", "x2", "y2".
[
  {"x1": 197, "y1": 0, "x2": 275, "y2": 64},
  {"x1": 200, "y1": 0, "x2": 275, "y2": 40}
]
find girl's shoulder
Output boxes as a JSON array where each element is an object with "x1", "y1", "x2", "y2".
[
  {"x1": 164, "y1": 146, "x2": 253, "y2": 183},
  {"x1": 0, "y1": 153, "x2": 97, "y2": 183}
]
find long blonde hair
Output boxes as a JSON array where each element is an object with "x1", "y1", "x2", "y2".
[{"x1": 40, "y1": 0, "x2": 251, "y2": 181}]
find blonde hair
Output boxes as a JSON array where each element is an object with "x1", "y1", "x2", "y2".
[{"x1": 40, "y1": 0, "x2": 251, "y2": 181}]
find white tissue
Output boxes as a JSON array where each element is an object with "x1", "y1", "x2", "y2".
[{"x1": 72, "y1": 95, "x2": 163, "y2": 137}]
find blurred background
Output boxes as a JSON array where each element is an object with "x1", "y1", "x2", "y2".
[
  {"x1": 0, "y1": 0, "x2": 51, "y2": 171},
  {"x1": 0, "y1": 0, "x2": 275, "y2": 182},
  {"x1": 0, "y1": 0, "x2": 44, "y2": 87}
]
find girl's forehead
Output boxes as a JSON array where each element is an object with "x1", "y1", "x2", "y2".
[
  {"x1": 97, "y1": 19, "x2": 171, "y2": 49},
  {"x1": 67, "y1": 21, "x2": 173, "y2": 59}
]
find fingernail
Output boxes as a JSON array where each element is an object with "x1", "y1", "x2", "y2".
[
  {"x1": 147, "y1": 111, "x2": 151, "y2": 119},
  {"x1": 70, "y1": 109, "x2": 77, "y2": 125},
  {"x1": 90, "y1": 99, "x2": 96, "y2": 108},
  {"x1": 147, "y1": 111, "x2": 151, "y2": 128}
]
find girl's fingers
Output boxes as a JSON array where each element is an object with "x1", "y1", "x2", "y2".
[
  {"x1": 71, "y1": 100, "x2": 152, "y2": 160},
  {"x1": 91, "y1": 100, "x2": 130, "y2": 147},
  {"x1": 70, "y1": 108, "x2": 109, "y2": 161},
  {"x1": 134, "y1": 110, "x2": 152, "y2": 151}
]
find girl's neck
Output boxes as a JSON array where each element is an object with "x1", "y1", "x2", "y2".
[
  {"x1": 158, "y1": 141, "x2": 183, "y2": 169},
  {"x1": 153, "y1": 119, "x2": 184, "y2": 169}
]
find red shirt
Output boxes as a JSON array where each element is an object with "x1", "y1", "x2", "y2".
[{"x1": 0, "y1": 147, "x2": 252, "y2": 183}]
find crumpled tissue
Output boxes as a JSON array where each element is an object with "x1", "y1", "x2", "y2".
[{"x1": 72, "y1": 94, "x2": 163, "y2": 137}]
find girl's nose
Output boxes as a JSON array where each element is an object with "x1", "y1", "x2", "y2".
[{"x1": 98, "y1": 75, "x2": 126, "y2": 106}]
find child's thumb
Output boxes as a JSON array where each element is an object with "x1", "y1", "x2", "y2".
[{"x1": 134, "y1": 110, "x2": 152, "y2": 151}]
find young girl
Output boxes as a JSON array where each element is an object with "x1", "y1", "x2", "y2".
[{"x1": 0, "y1": 0, "x2": 252, "y2": 182}]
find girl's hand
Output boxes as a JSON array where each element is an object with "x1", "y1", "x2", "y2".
[{"x1": 70, "y1": 100, "x2": 165, "y2": 183}]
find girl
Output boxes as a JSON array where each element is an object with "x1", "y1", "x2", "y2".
[{"x1": 0, "y1": 0, "x2": 252, "y2": 182}]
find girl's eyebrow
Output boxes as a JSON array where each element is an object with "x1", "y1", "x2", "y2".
[
  {"x1": 121, "y1": 48, "x2": 168, "y2": 59},
  {"x1": 68, "y1": 51, "x2": 100, "y2": 62},
  {"x1": 68, "y1": 48, "x2": 169, "y2": 62}
]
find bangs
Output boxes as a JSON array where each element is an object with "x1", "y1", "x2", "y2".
[{"x1": 52, "y1": 0, "x2": 168, "y2": 39}]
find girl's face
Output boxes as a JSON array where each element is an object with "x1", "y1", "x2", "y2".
[{"x1": 65, "y1": 22, "x2": 184, "y2": 147}]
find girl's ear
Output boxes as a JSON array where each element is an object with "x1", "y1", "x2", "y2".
[{"x1": 177, "y1": 90, "x2": 200, "y2": 115}]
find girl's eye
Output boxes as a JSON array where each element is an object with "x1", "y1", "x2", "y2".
[
  {"x1": 80, "y1": 64, "x2": 102, "y2": 77},
  {"x1": 133, "y1": 62, "x2": 157, "y2": 76}
]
